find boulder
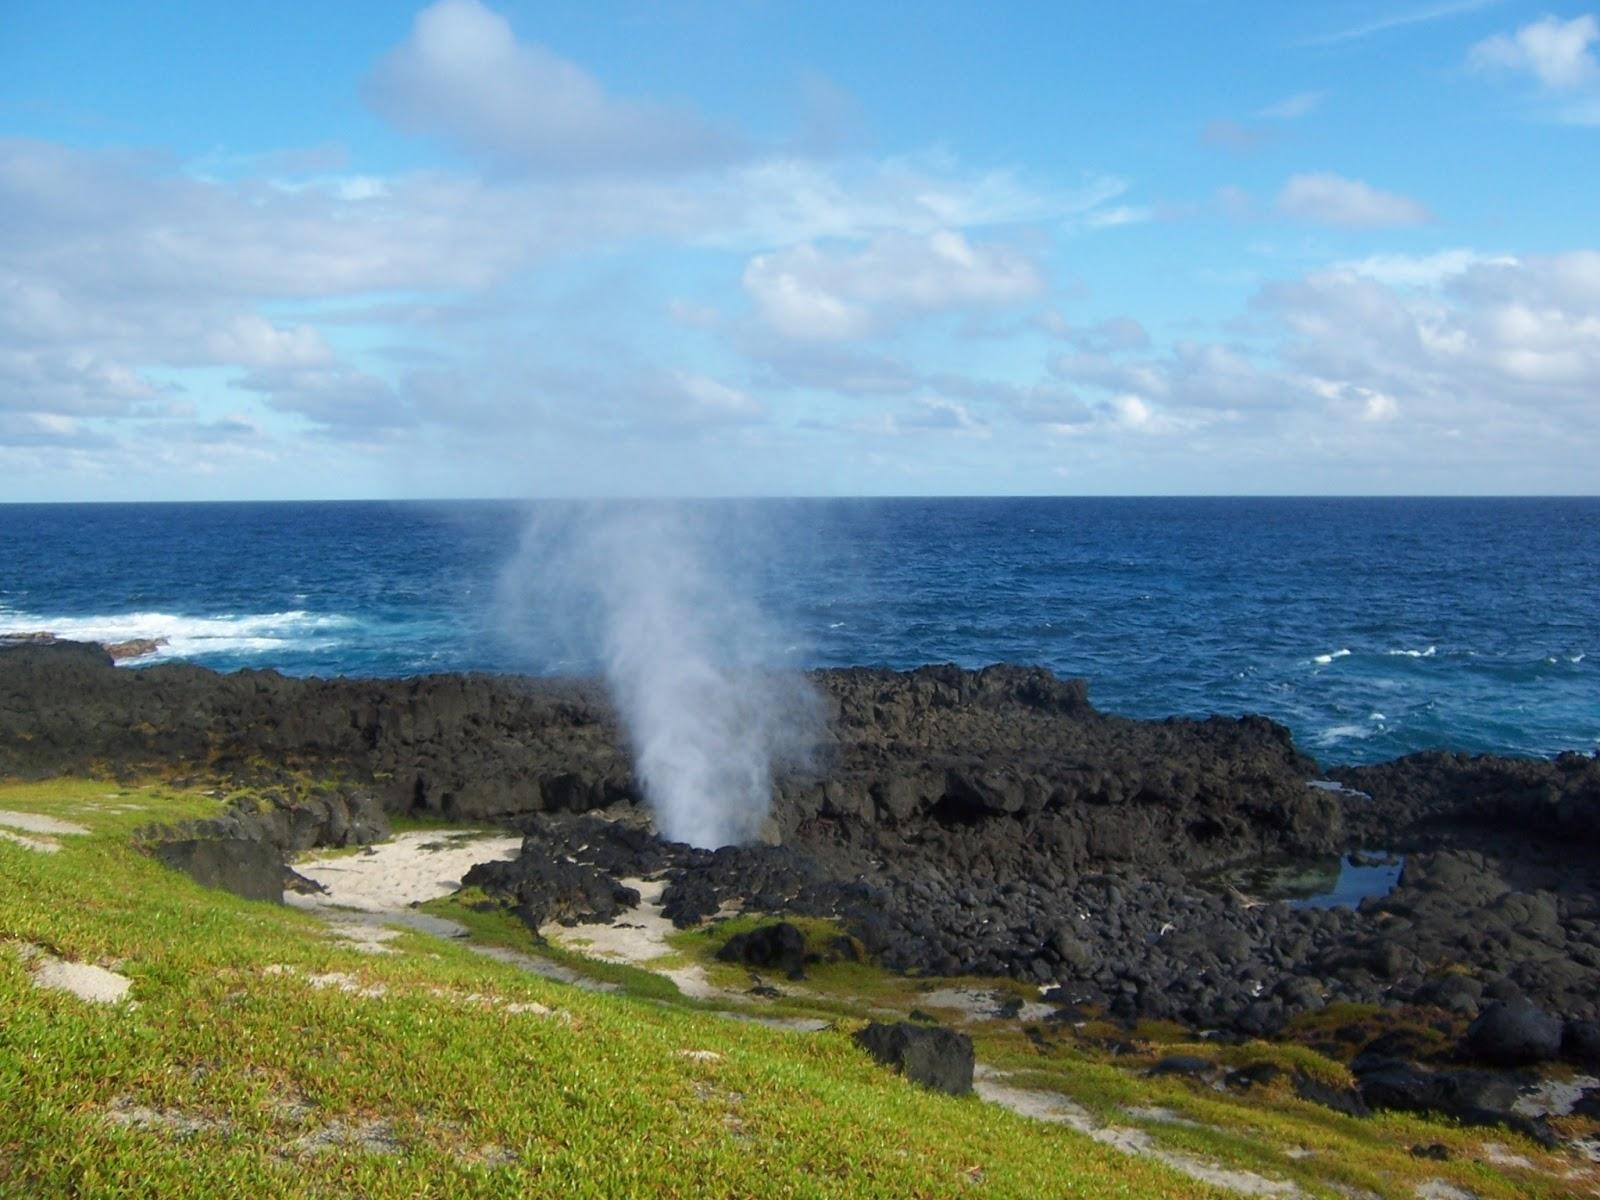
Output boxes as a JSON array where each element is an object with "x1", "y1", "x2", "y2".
[
  {"x1": 1467, "y1": 1000, "x2": 1563, "y2": 1067},
  {"x1": 1561, "y1": 1019, "x2": 1600, "y2": 1067},
  {"x1": 853, "y1": 1021, "x2": 974, "y2": 1096},
  {"x1": 716, "y1": 922, "x2": 808, "y2": 980},
  {"x1": 153, "y1": 837, "x2": 283, "y2": 903}
]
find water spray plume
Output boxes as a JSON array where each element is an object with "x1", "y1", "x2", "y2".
[{"x1": 499, "y1": 502, "x2": 821, "y2": 849}]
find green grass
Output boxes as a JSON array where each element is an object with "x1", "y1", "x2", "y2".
[
  {"x1": 0, "y1": 780, "x2": 1224, "y2": 1198},
  {"x1": 2, "y1": 777, "x2": 1593, "y2": 1199}
]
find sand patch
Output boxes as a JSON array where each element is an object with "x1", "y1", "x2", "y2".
[
  {"x1": 540, "y1": 876, "x2": 721, "y2": 1000},
  {"x1": 19, "y1": 943, "x2": 134, "y2": 1005},
  {"x1": 0, "y1": 810, "x2": 88, "y2": 836},
  {"x1": 973, "y1": 1064, "x2": 1305, "y2": 1198},
  {"x1": 290, "y1": 831, "x2": 522, "y2": 914},
  {"x1": 292, "y1": 1117, "x2": 401, "y2": 1157},
  {"x1": 972, "y1": 1064, "x2": 1097, "y2": 1132},
  {"x1": 918, "y1": 986, "x2": 1054, "y2": 1024},
  {"x1": 106, "y1": 1096, "x2": 223, "y2": 1137}
]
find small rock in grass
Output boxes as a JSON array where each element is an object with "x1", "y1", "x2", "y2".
[
  {"x1": 1148, "y1": 1054, "x2": 1214, "y2": 1079},
  {"x1": 853, "y1": 1021, "x2": 974, "y2": 1096},
  {"x1": 716, "y1": 922, "x2": 807, "y2": 980}
]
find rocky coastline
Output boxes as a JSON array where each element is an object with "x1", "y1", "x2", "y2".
[{"x1": 4, "y1": 638, "x2": 1598, "y2": 1137}]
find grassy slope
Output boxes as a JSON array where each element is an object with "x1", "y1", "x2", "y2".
[
  {"x1": 1, "y1": 779, "x2": 1217, "y2": 1199},
  {"x1": 1, "y1": 779, "x2": 1591, "y2": 1198}
]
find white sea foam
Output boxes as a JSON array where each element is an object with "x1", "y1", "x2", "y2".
[
  {"x1": 1385, "y1": 645, "x2": 1436, "y2": 658},
  {"x1": 0, "y1": 610, "x2": 355, "y2": 659},
  {"x1": 1313, "y1": 723, "x2": 1373, "y2": 745},
  {"x1": 1312, "y1": 648, "x2": 1351, "y2": 665}
]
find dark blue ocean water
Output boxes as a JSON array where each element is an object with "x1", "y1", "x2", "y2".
[{"x1": 1, "y1": 498, "x2": 1595, "y2": 765}]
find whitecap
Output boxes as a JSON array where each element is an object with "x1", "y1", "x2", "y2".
[
  {"x1": 1313, "y1": 723, "x2": 1372, "y2": 745},
  {"x1": 1385, "y1": 645, "x2": 1436, "y2": 658},
  {"x1": 1312, "y1": 648, "x2": 1351, "y2": 665},
  {"x1": 0, "y1": 609, "x2": 358, "y2": 661}
]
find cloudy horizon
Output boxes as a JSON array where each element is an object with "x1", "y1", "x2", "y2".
[{"x1": 3, "y1": 1, "x2": 1598, "y2": 500}]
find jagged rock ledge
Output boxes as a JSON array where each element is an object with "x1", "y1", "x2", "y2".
[{"x1": 3, "y1": 640, "x2": 1598, "y2": 1099}]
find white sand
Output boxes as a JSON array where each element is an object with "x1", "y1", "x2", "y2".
[
  {"x1": 0, "y1": 810, "x2": 89, "y2": 835},
  {"x1": 973, "y1": 1064, "x2": 1306, "y2": 1198},
  {"x1": 541, "y1": 876, "x2": 721, "y2": 1000},
  {"x1": 28, "y1": 951, "x2": 134, "y2": 1005},
  {"x1": 289, "y1": 831, "x2": 523, "y2": 914},
  {"x1": 918, "y1": 986, "x2": 1055, "y2": 1024}
]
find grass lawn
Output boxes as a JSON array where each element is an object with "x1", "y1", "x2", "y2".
[{"x1": 1, "y1": 777, "x2": 1592, "y2": 1198}]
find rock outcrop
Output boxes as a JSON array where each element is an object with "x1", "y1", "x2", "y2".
[{"x1": 4, "y1": 640, "x2": 1598, "y2": 1056}]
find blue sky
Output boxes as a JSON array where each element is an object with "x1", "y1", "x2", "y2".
[{"x1": 2, "y1": 0, "x2": 1597, "y2": 498}]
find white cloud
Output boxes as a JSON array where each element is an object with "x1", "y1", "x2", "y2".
[
  {"x1": 1470, "y1": 14, "x2": 1599, "y2": 90},
  {"x1": 1262, "y1": 253, "x2": 1600, "y2": 407},
  {"x1": 365, "y1": 0, "x2": 740, "y2": 174},
  {"x1": 1309, "y1": 0, "x2": 1504, "y2": 46},
  {"x1": 1257, "y1": 91, "x2": 1329, "y2": 120},
  {"x1": 1333, "y1": 248, "x2": 1515, "y2": 287},
  {"x1": 1083, "y1": 205, "x2": 1153, "y2": 229},
  {"x1": 0, "y1": 135, "x2": 1092, "y2": 436},
  {"x1": 743, "y1": 230, "x2": 1044, "y2": 340},
  {"x1": 0, "y1": 411, "x2": 115, "y2": 448},
  {"x1": 671, "y1": 371, "x2": 765, "y2": 424},
  {"x1": 903, "y1": 396, "x2": 989, "y2": 435},
  {"x1": 201, "y1": 316, "x2": 334, "y2": 369},
  {"x1": 1039, "y1": 251, "x2": 1600, "y2": 467},
  {"x1": 239, "y1": 366, "x2": 413, "y2": 437},
  {"x1": 1276, "y1": 173, "x2": 1432, "y2": 228}
]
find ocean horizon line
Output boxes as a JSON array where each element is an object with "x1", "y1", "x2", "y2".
[{"x1": 2, "y1": 493, "x2": 1598, "y2": 507}]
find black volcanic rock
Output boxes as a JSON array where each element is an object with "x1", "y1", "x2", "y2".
[
  {"x1": 716, "y1": 922, "x2": 808, "y2": 980},
  {"x1": 5, "y1": 643, "x2": 1600, "y2": 1052},
  {"x1": 1466, "y1": 1001, "x2": 1564, "y2": 1067},
  {"x1": 462, "y1": 853, "x2": 640, "y2": 929},
  {"x1": 154, "y1": 837, "x2": 284, "y2": 903},
  {"x1": 853, "y1": 1022, "x2": 974, "y2": 1095}
]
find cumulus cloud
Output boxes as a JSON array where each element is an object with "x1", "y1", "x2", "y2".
[
  {"x1": 742, "y1": 230, "x2": 1044, "y2": 340},
  {"x1": 1262, "y1": 254, "x2": 1600, "y2": 411},
  {"x1": 0, "y1": 132, "x2": 1095, "y2": 441},
  {"x1": 365, "y1": 0, "x2": 741, "y2": 173},
  {"x1": 1276, "y1": 173, "x2": 1432, "y2": 228},
  {"x1": 1470, "y1": 14, "x2": 1599, "y2": 90},
  {"x1": 1469, "y1": 14, "x2": 1600, "y2": 123},
  {"x1": 1333, "y1": 248, "x2": 1516, "y2": 287},
  {"x1": 239, "y1": 366, "x2": 414, "y2": 437},
  {"x1": 1035, "y1": 250, "x2": 1600, "y2": 471},
  {"x1": 0, "y1": 411, "x2": 116, "y2": 449}
]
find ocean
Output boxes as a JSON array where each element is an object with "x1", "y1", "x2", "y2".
[{"x1": 1, "y1": 497, "x2": 1595, "y2": 766}]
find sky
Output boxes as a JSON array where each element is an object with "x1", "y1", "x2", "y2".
[{"x1": 1, "y1": 0, "x2": 1598, "y2": 500}]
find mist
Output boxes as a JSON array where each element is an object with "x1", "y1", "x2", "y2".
[{"x1": 497, "y1": 501, "x2": 823, "y2": 848}]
